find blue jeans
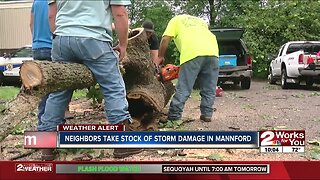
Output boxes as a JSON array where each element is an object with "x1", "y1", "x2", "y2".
[
  {"x1": 38, "y1": 36, "x2": 131, "y2": 131},
  {"x1": 168, "y1": 56, "x2": 219, "y2": 120},
  {"x1": 32, "y1": 48, "x2": 52, "y2": 61},
  {"x1": 32, "y1": 48, "x2": 52, "y2": 125}
]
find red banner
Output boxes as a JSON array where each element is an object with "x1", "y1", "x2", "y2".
[
  {"x1": 0, "y1": 161, "x2": 319, "y2": 180},
  {"x1": 23, "y1": 132, "x2": 57, "y2": 148}
]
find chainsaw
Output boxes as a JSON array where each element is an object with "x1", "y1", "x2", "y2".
[
  {"x1": 155, "y1": 64, "x2": 180, "y2": 83},
  {"x1": 155, "y1": 64, "x2": 223, "y2": 97}
]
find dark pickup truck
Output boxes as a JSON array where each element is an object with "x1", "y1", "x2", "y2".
[{"x1": 211, "y1": 28, "x2": 253, "y2": 89}]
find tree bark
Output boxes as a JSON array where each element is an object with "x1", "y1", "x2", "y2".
[
  {"x1": 0, "y1": 28, "x2": 175, "y2": 140},
  {"x1": 0, "y1": 91, "x2": 40, "y2": 141}
]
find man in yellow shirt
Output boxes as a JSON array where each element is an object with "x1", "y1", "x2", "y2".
[{"x1": 156, "y1": 14, "x2": 219, "y2": 122}]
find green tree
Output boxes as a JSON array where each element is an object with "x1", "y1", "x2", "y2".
[
  {"x1": 219, "y1": 0, "x2": 320, "y2": 78},
  {"x1": 129, "y1": 0, "x2": 320, "y2": 78},
  {"x1": 128, "y1": 0, "x2": 177, "y2": 64}
]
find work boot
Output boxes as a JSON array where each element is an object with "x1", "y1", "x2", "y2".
[
  {"x1": 200, "y1": 115, "x2": 212, "y2": 122},
  {"x1": 41, "y1": 149, "x2": 56, "y2": 161},
  {"x1": 113, "y1": 119, "x2": 143, "y2": 158}
]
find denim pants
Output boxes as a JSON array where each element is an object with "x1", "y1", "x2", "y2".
[
  {"x1": 38, "y1": 36, "x2": 131, "y2": 131},
  {"x1": 32, "y1": 48, "x2": 52, "y2": 125},
  {"x1": 168, "y1": 56, "x2": 219, "y2": 120}
]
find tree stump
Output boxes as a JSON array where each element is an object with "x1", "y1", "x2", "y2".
[{"x1": 0, "y1": 28, "x2": 175, "y2": 140}]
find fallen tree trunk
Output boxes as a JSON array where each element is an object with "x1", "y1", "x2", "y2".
[
  {"x1": 123, "y1": 28, "x2": 174, "y2": 112},
  {"x1": 0, "y1": 91, "x2": 40, "y2": 141},
  {"x1": 0, "y1": 28, "x2": 174, "y2": 139}
]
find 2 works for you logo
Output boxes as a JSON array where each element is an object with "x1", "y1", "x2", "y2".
[
  {"x1": 260, "y1": 130, "x2": 305, "y2": 146},
  {"x1": 15, "y1": 163, "x2": 53, "y2": 173}
]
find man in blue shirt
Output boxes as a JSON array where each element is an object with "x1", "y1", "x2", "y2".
[
  {"x1": 39, "y1": 0, "x2": 141, "y2": 160},
  {"x1": 30, "y1": 0, "x2": 52, "y2": 60},
  {"x1": 30, "y1": 0, "x2": 53, "y2": 134},
  {"x1": 30, "y1": 0, "x2": 72, "y2": 136}
]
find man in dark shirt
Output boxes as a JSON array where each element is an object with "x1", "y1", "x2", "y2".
[{"x1": 142, "y1": 20, "x2": 159, "y2": 63}]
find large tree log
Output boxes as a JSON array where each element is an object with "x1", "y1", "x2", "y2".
[
  {"x1": 0, "y1": 28, "x2": 175, "y2": 139},
  {"x1": 18, "y1": 28, "x2": 174, "y2": 111},
  {"x1": 123, "y1": 28, "x2": 174, "y2": 112}
]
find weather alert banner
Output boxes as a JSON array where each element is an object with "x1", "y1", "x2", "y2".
[{"x1": 23, "y1": 125, "x2": 259, "y2": 149}]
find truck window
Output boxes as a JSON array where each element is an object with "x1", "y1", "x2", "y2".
[
  {"x1": 286, "y1": 43, "x2": 320, "y2": 55},
  {"x1": 218, "y1": 41, "x2": 244, "y2": 55}
]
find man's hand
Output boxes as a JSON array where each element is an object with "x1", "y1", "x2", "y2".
[
  {"x1": 113, "y1": 44, "x2": 126, "y2": 61},
  {"x1": 155, "y1": 57, "x2": 165, "y2": 66},
  {"x1": 111, "y1": 5, "x2": 129, "y2": 62}
]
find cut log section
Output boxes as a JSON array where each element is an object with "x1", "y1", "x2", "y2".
[
  {"x1": 20, "y1": 60, "x2": 96, "y2": 96},
  {"x1": 1, "y1": 28, "x2": 175, "y2": 139}
]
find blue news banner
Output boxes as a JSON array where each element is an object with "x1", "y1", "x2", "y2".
[{"x1": 58, "y1": 131, "x2": 259, "y2": 149}]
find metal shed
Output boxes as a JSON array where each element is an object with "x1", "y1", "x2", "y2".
[{"x1": 0, "y1": 1, "x2": 33, "y2": 54}]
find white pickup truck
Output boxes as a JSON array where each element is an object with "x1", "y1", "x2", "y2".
[{"x1": 268, "y1": 41, "x2": 320, "y2": 89}]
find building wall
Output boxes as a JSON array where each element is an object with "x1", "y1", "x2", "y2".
[{"x1": 0, "y1": 1, "x2": 33, "y2": 54}]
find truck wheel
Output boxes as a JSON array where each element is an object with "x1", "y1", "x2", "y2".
[
  {"x1": 240, "y1": 78, "x2": 251, "y2": 89},
  {"x1": 281, "y1": 68, "x2": 289, "y2": 89},
  {"x1": 306, "y1": 78, "x2": 314, "y2": 87},
  {"x1": 268, "y1": 68, "x2": 276, "y2": 84}
]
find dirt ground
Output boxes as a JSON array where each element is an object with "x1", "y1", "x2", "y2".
[{"x1": 0, "y1": 81, "x2": 319, "y2": 161}]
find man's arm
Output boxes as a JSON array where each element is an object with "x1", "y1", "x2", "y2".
[
  {"x1": 149, "y1": 34, "x2": 159, "y2": 63},
  {"x1": 156, "y1": 36, "x2": 172, "y2": 65},
  {"x1": 48, "y1": 1, "x2": 57, "y2": 33},
  {"x1": 111, "y1": 5, "x2": 129, "y2": 61},
  {"x1": 150, "y1": 50, "x2": 158, "y2": 64}
]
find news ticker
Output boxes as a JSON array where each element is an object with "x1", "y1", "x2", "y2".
[
  {"x1": 23, "y1": 124, "x2": 305, "y2": 153},
  {"x1": 16, "y1": 163, "x2": 269, "y2": 174}
]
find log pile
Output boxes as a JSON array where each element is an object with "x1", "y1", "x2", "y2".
[{"x1": 0, "y1": 28, "x2": 174, "y2": 140}]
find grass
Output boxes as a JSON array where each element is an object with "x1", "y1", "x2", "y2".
[
  {"x1": 0, "y1": 86, "x2": 20, "y2": 100},
  {"x1": 258, "y1": 114, "x2": 271, "y2": 121},
  {"x1": 242, "y1": 104, "x2": 256, "y2": 110},
  {"x1": 72, "y1": 89, "x2": 88, "y2": 100},
  {"x1": 0, "y1": 104, "x2": 5, "y2": 112},
  {"x1": 291, "y1": 93, "x2": 305, "y2": 98},
  {"x1": 309, "y1": 92, "x2": 320, "y2": 97},
  {"x1": 0, "y1": 86, "x2": 88, "y2": 100},
  {"x1": 190, "y1": 89, "x2": 201, "y2": 100}
]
